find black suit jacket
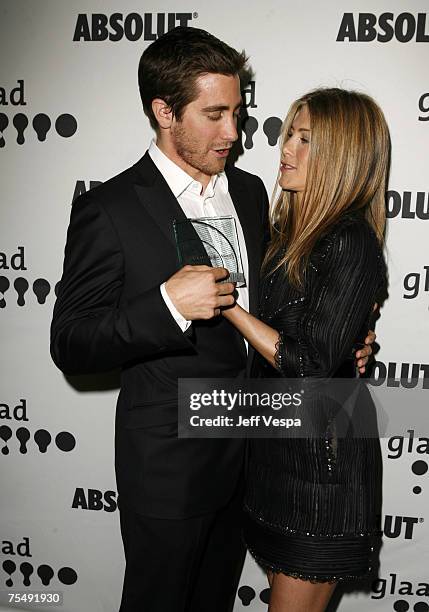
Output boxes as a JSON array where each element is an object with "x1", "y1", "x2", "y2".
[{"x1": 51, "y1": 152, "x2": 269, "y2": 518}]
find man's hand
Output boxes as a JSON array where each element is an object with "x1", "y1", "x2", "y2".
[
  {"x1": 356, "y1": 330, "x2": 376, "y2": 374},
  {"x1": 165, "y1": 265, "x2": 236, "y2": 320}
]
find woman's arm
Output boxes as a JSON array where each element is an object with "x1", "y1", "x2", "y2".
[
  {"x1": 223, "y1": 304, "x2": 280, "y2": 368},
  {"x1": 272, "y1": 221, "x2": 383, "y2": 378},
  {"x1": 224, "y1": 221, "x2": 382, "y2": 376},
  {"x1": 223, "y1": 299, "x2": 375, "y2": 374}
]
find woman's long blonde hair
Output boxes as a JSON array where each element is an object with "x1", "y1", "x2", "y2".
[{"x1": 264, "y1": 88, "x2": 390, "y2": 287}]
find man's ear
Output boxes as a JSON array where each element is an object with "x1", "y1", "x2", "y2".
[{"x1": 151, "y1": 98, "x2": 173, "y2": 130}]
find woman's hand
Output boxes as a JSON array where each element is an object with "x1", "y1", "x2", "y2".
[{"x1": 356, "y1": 330, "x2": 376, "y2": 374}]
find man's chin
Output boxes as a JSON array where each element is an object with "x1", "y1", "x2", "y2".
[
  {"x1": 209, "y1": 157, "x2": 228, "y2": 174},
  {"x1": 188, "y1": 153, "x2": 229, "y2": 178}
]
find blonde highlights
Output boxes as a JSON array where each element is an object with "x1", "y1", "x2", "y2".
[{"x1": 264, "y1": 88, "x2": 390, "y2": 287}]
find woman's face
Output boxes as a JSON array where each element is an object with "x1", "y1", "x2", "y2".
[{"x1": 279, "y1": 104, "x2": 311, "y2": 195}]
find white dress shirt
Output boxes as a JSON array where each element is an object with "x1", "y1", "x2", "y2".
[{"x1": 148, "y1": 140, "x2": 249, "y2": 332}]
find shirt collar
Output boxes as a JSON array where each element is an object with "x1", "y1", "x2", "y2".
[{"x1": 148, "y1": 140, "x2": 228, "y2": 198}]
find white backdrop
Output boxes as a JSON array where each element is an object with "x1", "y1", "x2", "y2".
[{"x1": 1, "y1": 1, "x2": 428, "y2": 611}]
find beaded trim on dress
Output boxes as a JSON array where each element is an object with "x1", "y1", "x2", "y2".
[{"x1": 246, "y1": 546, "x2": 373, "y2": 583}]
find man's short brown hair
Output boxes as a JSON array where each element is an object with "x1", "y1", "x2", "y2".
[{"x1": 138, "y1": 26, "x2": 247, "y2": 130}]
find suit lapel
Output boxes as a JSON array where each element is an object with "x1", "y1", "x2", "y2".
[
  {"x1": 226, "y1": 166, "x2": 260, "y2": 316},
  {"x1": 133, "y1": 153, "x2": 211, "y2": 267},
  {"x1": 132, "y1": 154, "x2": 261, "y2": 316},
  {"x1": 133, "y1": 152, "x2": 187, "y2": 253}
]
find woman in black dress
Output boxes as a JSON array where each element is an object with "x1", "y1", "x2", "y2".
[{"x1": 223, "y1": 88, "x2": 389, "y2": 611}]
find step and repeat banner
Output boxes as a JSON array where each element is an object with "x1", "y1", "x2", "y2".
[{"x1": 1, "y1": 1, "x2": 428, "y2": 611}]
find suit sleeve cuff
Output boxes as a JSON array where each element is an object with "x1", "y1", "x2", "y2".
[{"x1": 160, "y1": 283, "x2": 192, "y2": 333}]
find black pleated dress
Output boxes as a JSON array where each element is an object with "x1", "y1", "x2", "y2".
[{"x1": 244, "y1": 213, "x2": 386, "y2": 582}]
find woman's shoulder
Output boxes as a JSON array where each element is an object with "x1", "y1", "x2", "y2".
[
  {"x1": 317, "y1": 213, "x2": 381, "y2": 257},
  {"x1": 310, "y1": 212, "x2": 384, "y2": 278}
]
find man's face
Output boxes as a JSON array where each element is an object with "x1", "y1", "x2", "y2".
[{"x1": 170, "y1": 73, "x2": 241, "y2": 182}]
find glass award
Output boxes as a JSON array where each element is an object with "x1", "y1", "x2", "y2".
[{"x1": 173, "y1": 216, "x2": 246, "y2": 286}]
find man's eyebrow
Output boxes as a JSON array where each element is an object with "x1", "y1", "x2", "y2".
[
  {"x1": 201, "y1": 105, "x2": 228, "y2": 112},
  {"x1": 201, "y1": 100, "x2": 243, "y2": 112}
]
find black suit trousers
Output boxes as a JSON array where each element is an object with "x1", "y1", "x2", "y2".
[{"x1": 118, "y1": 479, "x2": 246, "y2": 612}]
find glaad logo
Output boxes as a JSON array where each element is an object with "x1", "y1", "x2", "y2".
[
  {"x1": 0, "y1": 399, "x2": 76, "y2": 455},
  {"x1": 386, "y1": 430, "x2": 428, "y2": 495},
  {"x1": 72, "y1": 488, "x2": 117, "y2": 512},
  {"x1": 336, "y1": 13, "x2": 429, "y2": 42},
  {"x1": 73, "y1": 12, "x2": 196, "y2": 42},
  {"x1": 242, "y1": 114, "x2": 283, "y2": 149},
  {"x1": 236, "y1": 81, "x2": 283, "y2": 150},
  {"x1": 1, "y1": 538, "x2": 77, "y2": 588},
  {"x1": 237, "y1": 586, "x2": 271, "y2": 606},
  {"x1": 392, "y1": 603, "x2": 429, "y2": 612},
  {"x1": 402, "y1": 266, "x2": 429, "y2": 299},
  {"x1": 370, "y1": 361, "x2": 429, "y2": 388},
  {"x1": 0, "y1": 247, "x2": 58, "y2": 309},
  {"x1": 387, "y1": 191, "x2": 429, "y2": 220},
  {"x1": 419, "y1": 94, "x2": 429, "y2": 121},
  {"x1": 0, "y1": 80, "x2": 77, "y2": 148},
  {"x1": 371, "y1": 573, "x2": 429, "y2": 611}
]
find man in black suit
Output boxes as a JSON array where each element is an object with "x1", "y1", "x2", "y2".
[{"x1": 51, "y1": 26, "x2": 374, "y2": 612}]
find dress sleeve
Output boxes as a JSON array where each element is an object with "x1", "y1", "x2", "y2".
[{"x1": 275, "y1": 220, "x2": 385, "y2": 378}]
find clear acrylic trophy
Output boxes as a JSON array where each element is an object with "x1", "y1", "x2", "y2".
[{"x1": 173, "y1": 216, "x2": 246, "y2": 287}]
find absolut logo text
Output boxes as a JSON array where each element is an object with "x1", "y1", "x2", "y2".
[{"x1": 73, "y1": 12, "x2": 196, "y2": 42}]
